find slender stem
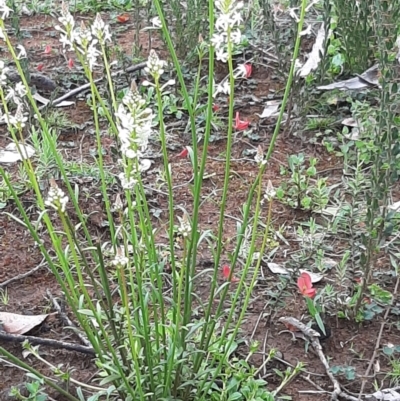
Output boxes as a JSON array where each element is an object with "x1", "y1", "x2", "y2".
[{"x1": 196, "y1": 0, "x2": 309, "y2": 370}]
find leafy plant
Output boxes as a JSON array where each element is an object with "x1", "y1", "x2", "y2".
[
  {"x1": 277, "y1": 153, "x2": 329, "y2": 211},
  {"x1": 330, "y1": 365, "x2": 356, "y2": 381},
  {"x1": 10, "y1": 378, "x2": 48, "y2": 401}
]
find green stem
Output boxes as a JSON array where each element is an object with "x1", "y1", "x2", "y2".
[{"x1": 195, "y1": 0, "x2": 309, "y2": 371}]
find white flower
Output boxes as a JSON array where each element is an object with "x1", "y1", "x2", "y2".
[
  {"x1": 151, "y1": 16, "x2": 162, "y2": 28},
  {"x1": 211, "y1": 33, "x2": 226, "y2": 49},
  {"x1": 0, "y1": 60, "x2": 9, "y2": 86},
  {"x1": 74, "y1": 21, "x2": 92, "y2": 48},
  {"x1": 57, "y1": 30, "x2": 75, "y2": 51},
  {"x1": 111, "y1": 252, "x2": 129, "y2": 267},
  {"x1": 264, "y1": 180, "x2": 276, "y2": 202},
  {"x1": 234, "y1": 64, "x2": 247, "y2": 79},
  {"x1": 115, "y1": 90, "x2": 153, "y2": 156},
  {"x1": 16, "y1": 45, "x2": 27, "y2": 59},
  {"x1": 215, "y1": 14, "x2": 231, "y2": 32},
  {"x1": 5, "y1": 87, "x2": 16, "y2": 102},
  {"x1": 87, "y1": 42, "x2": 100, "y2": 70},
  {"x1": 8, "y1": 104, "x2": 28, "y2": 129},
  {"x1": 5, "y1": 87, "x2": 24, "y2": 105},
  {"x1": 116, "y1": 85, "x2": 154, "y2": 190},
  {"x1": 214, "y1": 80, "x2": 230, "y2": 97},
  {"x1": 216, "y1": 48, "x2": 228, "y2": 62},
  {"x1": 145, "y1": 49, "x2": 166, "y2": 78},
  {"x1": 230, "y1": 12, "x2": 243, "y2": 26},
  {"x1": 231, "y1": 29, "x2": 242, "y2": 44},
  {"x1": 212, "y1": 0, "x2": 245, "y2": 109},
  {"x1": 0, "y1": 0, "x2": 12, "y2": 19},
  {"x1": 254, "y1": 145, "x2": 264, "y2": 164},
  {"x1": 15, "y1": 82, "x2": 27, "y2": 98},
  {"x1": 177, "y1": 213, "x2": 191, "y2": 237},
  {"x1": 118, "y1": 172, "x2": 137, "y2": 190},
  {"x1": 92, "y1": 13, "x2": 111, "y2": 45},
  {"x1": 113, "y1": 193, "x2": 123, "y2": 211},
  {"x1": 59, "y1": 1, "x2": 75, "y2": 31},
  {"x1": 45, "y1": 185, "x2": 69, "y2": 213}
]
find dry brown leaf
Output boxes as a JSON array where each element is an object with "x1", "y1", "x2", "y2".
[{"x1": 0, "y1": 311, "x2": 54, "y2": 335}]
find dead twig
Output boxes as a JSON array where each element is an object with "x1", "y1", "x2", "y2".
[
  {"x1": 46, "y1": 62, "x2": 147, "y2": 108},
  {"x1": 279, "y1": 316, "x2": 342, "y2": 401},
  {"x1": 0, "y1": 258, "x2": 48, "y2": 288},
  {"x1": 0, "y1": 331, "x2": 95, "y2": 355},
  {"x1": 300, "y1": 374, "x2": 327, "y2": 393}
]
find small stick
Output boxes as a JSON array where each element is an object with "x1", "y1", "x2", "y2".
[
  {"x1": 0, "y1": 258, "x2": 48, "y2": 288},
  {"x1": 279, "y1": 316, "x2": 341, "y2": 401},
  {"x1": 46, "y1": 289, "x2": 90, "y2": 347},
  {"x1": 262, "y1": 329, "x2": 269, "y2": 377},
  {"x1": 301, "y1": 374, "x2": 327, "y2": 392},
  {"x1": 47, "y1": 62, "x2": 147, "y2": 107},
  {"x1": 0, "y1": 331, "x2": 95, "y2": 355}
]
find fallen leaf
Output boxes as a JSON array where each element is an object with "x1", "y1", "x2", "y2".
[
  {"x1": 320, "y1": 258, "x2": 338, "y2": 270},
  {"x1": 317, "y1": 64, "x2": 381, "y2": 91},
  {"x1": 0, "y1": 311, "x2": 54, "y2": 335},
  {"x1": 299, "y1": 269, "x2": 323, "y2": 283},
  {"x1": 341, "y1": 117, "x2": 358, "y2": 128},
  {"x1": 267, "y1": 262, "x2": 290, "y2": 275},
  {"x1": 298, "y1": 23, "x2": 326, "y2": 77},
  {"x1": 0, "y1": 143, "x2": 35, "y2": 164},
  {"x1": 257, "y1": 100, "x2": 280, "y2": 119}
]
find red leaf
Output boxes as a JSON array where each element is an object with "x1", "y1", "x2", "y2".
[
  {"x1": 212, "y1": 103, "x2": 220, "y2": 112},
  {"x1": 117, "y1": 14, "x2": 130, "y2": 23},
  {"x1": 177, "y1": 148, "x2": 189, "y2": 158},
  {"x1": 37, "y1": 63, "x2": 44, "y2": 72},
  {"x1": 67, "y1": 58, "x2": 74, "y2": 69},
  {"x1": 44, "y1": 44, "x2": 52, "y2": 54},
  {"x1": 222, "y1": 265, "x2": 240, "y2": 283},
  {"x1": 297, "y1": 272, "x2": 316, "y2": 298},
  {"x1": 234, "y1": 112, "x2": 250, "y2": 130}
]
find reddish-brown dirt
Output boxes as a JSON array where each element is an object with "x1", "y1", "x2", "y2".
[{"x1": 0, "y1": 11, "x2": 399, "y2": 401}]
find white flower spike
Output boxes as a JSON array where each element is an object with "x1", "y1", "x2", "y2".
[{"x1": 45, "y1": 183, "x2": 69, "y2": 214}]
